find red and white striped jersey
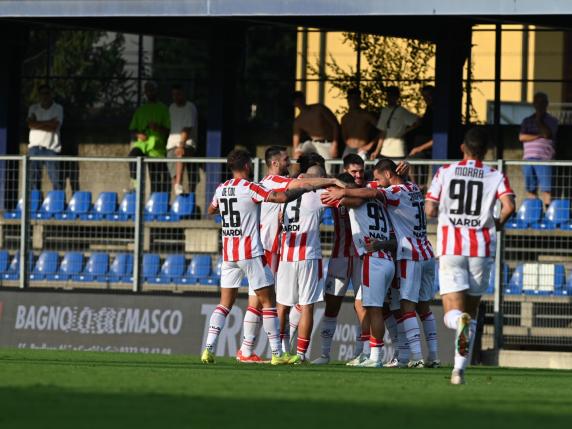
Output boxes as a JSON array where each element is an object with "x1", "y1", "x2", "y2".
[
  {"x1": 259, "y1": 175, "x2": 293, "y2": 253},
  {"x1": 333, "y1": 184, "x2": 393, "y2": 260},
  {"x1": 281, "y1": 189, "x2": 328, "y2": 261},
  {"x1": 372, "y1": 181, "x2": 435, "y2": 261},
  {"x1": 210, "y1": 178, "x2": 270, "y2": 262},
  {"x1": 331, "y1": 206, "x2": 358, "y2": 258},
  {"x1": 426, "y1": 159, "x2": 514, "y2": 257}
]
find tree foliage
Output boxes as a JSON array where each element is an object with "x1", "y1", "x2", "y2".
[{"x1": 311, "y1": 33, "x2": 436, "y2": 115}]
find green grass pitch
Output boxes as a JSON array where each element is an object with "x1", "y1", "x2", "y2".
[{"x1": 1, "y1": 349, "x2": 571, "y2": 429}]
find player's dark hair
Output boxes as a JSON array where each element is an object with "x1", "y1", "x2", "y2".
[
  {"x1": 299, "y1": 152, "x2": 325, "y2": 174},
  {"x1": 373, "y1": 158, "x2": 398, "y2": 175},
  {"x1": 347, "y1": 88, "x2": 361, "y2": 98},
  {"x1": 171, "y1": 83, "x2": 183, "y2": 91},
  {"x1": 463, "y1": 127, "x2": 489, "y2": 160},
  {"x1": 265, "y1": 146, "x2": 287, "y2": 167},
  {"x1": 343, "y1": 153, "x2": 365, "y2": 169},
  {"x1": 293, "y1": 91, "x2": 306, "y2": 102},
  {"x1": 38, "y1": 84, "x2": 51, "y2": 92},
  {"x1": 227, "y1": 149, "x2": 252, "y2": 172},
  {"x1": 337, "y1": 172, "x2": 356, "y2": 185}
]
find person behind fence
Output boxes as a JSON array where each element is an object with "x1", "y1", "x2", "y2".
[
  {"x1": 167, "y1": 84, "x2": 199, "y2": 196},
  {"x1": 340, "y1": 88, "x2": 379, "y2": 160},
  {"x1": 128, "y1": 81, "x2": 170, "y2": 193},
  {"x1": 292, "y1": 91, "x2": 340, "y2": 161},
  {"x1": 518, "y1": 91, "x2": 558, "y2": 209},
  {"x1": 407, "y1": 85, "x2": 435, "y2": 188},
  {"x1": 26, "y1": 84, "x2": 64, "y2": 190},
  {"x1": 370, "y1": 86, "x2": 418, "y2": 160}
]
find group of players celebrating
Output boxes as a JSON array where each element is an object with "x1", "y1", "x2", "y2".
[{"x1": 202, "y1": 127, "x2": 516, "y2": 385}]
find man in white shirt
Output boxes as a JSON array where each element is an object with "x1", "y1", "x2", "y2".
[
  {"x1": 166, "y1": 85, "x2": 199, "y2": 195},
  {"x1": 370, "y1": 86, "x2": 418, "y2": 159},
  {"x1": 27, "y1": 84, "x2": 64, "y2": 190}
]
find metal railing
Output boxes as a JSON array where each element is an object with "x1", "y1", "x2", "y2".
[{"x1": 1, "y1": 155, "x2": 571, "y2": 352}]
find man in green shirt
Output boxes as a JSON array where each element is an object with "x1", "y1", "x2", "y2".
[{"x1": 128, "y1": 81, "x2": 170, "y2": 192}]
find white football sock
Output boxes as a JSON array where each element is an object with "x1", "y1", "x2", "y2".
[
  {"x1": 444, "y1": 309, "x2": 463, "y2": 330},
  {"x1": 289, "y1": 304, "x2": 302, "y2": 344},
  {"x1": 369, "y1": 337, "x2": 384, "y2": 362},
  {"x1": 319, "y1": 316, "x2": 337, "y2": 358},
  {"x1": 240, "y1": 306, "x2": 262, "y2": 357},
  {"x1": 262, "y1": 308, "x2": 282, "y2": 356},
  {"x1": 384, "y1": 313, "x2": 398, "y2": 346},
  {"x1": 281, "y1": 329, "x2": 290, "y2": 354},
  {"x1": 402, "y1": 312, "x2": 423, "y2": 361},
  {"x1": 420, "y1": 311, "x2": 439, "y2": 361},
  {"x1": 205, "y1": 305, "x2": 230, "y2": 352}
]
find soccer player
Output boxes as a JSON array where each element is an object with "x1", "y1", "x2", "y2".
[
  {"x1": 425, "y1": 128, "x2": 515, "y2": 384},
  {"x1": 237, "y1": 146, "x2": 344, "y2": 363},
  {"x1": 312, "y1": 154, "x2": 367, "y2": 365},
  {"x1": 276, "y1": 163, "x2": 335, "y2": 363},
  {"x1": 321, "y1": 172, "x2": 396, "y2": 367},
  {"x1": 202, "y1": 149, "x2": 314, "y2": 365}
]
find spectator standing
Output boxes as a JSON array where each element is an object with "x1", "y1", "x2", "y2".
[
  {"x1": 292, "y1": 91, "x2": 340, "y2": 161},
  {"x1": 167, "y1": 85, "x2": 199, "y2": 195},
  {"x1": 407, "y1": 85, "x2": 435, "y2": 187},
  {"x1": 27, "y1": 84, "x2": 64, "y2": 190},
  {"x1": 370, "y1": 86, "x2": 418, "y2": 160},
  {"x1": 128, "y1": 81, "x2": 170, "y2": 193},
  {"x1": 340, "y1": 88, "x2": 378, "y2": 160},
  {"x1": 519, "y1": 92, "x2": 558, "y2": 208}
]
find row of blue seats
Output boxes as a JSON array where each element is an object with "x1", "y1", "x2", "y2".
[
  {"x1": 0, "y1": 251, "x2": 226, "y2": 285},
  {"x1": 506, "y1": 198, "x2": 572, "y2": 230},
  {"x1": 3, "y1": 191, "x2": 196, "y2": 222}
]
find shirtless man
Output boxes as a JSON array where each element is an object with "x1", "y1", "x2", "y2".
[
  {"x1": 341, "y1": 88, "x2": 378, "y2": 160},
  {"x1": 293, "y1": 91, "x2": 340, "y2": 161}
]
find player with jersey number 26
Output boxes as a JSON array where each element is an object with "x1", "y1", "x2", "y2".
[
  {"x1": 425, "y1": 128, "x2": 515, "y2": 385},
  {"x1": 203, "y1": 149, "x2": 322, "y2": 365}
]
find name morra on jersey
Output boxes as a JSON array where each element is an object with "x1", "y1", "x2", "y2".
[
  {"x1": 426, "y1": 159, "x2": 514, "y2": 257},
  {"x1": 211, "y1": 178, "x2": 270, "y2": 262}
]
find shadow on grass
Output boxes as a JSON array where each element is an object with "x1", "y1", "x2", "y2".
[{"x1": 0, "y1": 385, "x2": 570, "y2": 429}]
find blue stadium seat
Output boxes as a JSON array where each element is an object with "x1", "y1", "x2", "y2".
[
  {"x1": 188, "y1": 255, "x2": 212, "y2": 285},
  {"x1": 322, "y1": 208, "x2": 334, "y2": 225},
  {"x1": 214, "y1": 214, "x2": 222, "y2": 224},
  {"x1": 107, "y1": 253, "x2": 133, "y2": 283},
  {"x1": 73, "y1": 252, "x2": 109, "y2": 282},
  {"x1": 144, "y1": 192, "x2": 169, "y2": 221},
  {"x1": 561, "y1": 275, "x2": 572, "y2": 296},
  {"x1": 142, "y1": 253, "x2": 161, "y2": 282},
  {"x1": 82, "y1": 192, "x2": 118, "y2": 220},
  {"x1": 241, "y1": 276, "x2": 249, "y2": 286},
  {"x1": 48, "y1": 252, "x2": 83, "y2": 281},
  {"x1": 148, "y1": 254, "x2": 187, "y2": 283},
  {"x1": 534, "y1": 199, "x2": 570, "y2": 230},
  {"x1": 207, "y1": 257, "x2": 223, "y2": 285},
  {"x1": 56, "y1": 191, "x2": 92, "y2": 220},
  {"x1": 505, "y1": 265, "x2": 523, "y2": 295},
  {"x1": 1, "y1": 253, "x2": 33, "y2": 280},
  {"x1": 3, "y1": 190, "x2": 42, "y2": 219},
  {"x1": 487, "y1": 264, "x2": 509, "y2": 294},
  {"x1": 29, "y1": 251, "x2": 59, "y2": 281},
  {"x1": 35, "y1": 190, "x2": 66, "y2": 219},
  {"x1": 159, "y1": 193, "x2": 196, "y2": 221},
  {"x1": 505, "y1": 198, "x2": 543, "y2": 229},
  {"x1": 0, "y1": 250, "x2": 10, "y2": 275},
  {"x1": 108, "y1": 192, "x2": 136, "y2": 221}
]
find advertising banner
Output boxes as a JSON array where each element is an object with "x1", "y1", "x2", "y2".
[{"x1": 0, "y1": 290, "x2": 454, "y2": 363}]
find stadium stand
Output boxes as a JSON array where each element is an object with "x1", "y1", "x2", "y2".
[
  {"x1": 55, "y1": 191, "x2": 92, "y2": 220},
  {"x1": 73, "y1": 252, "x2": 109, "y2": 282},
  {"x1": 109, "y1": 192, "x2": 136, "y2": 221},
  {"x1": 535, "y1": 199, "x2": 570, "y2": 230},
  {"x1": 29, "y1": 251, "x2": 59, "y2": 280},
  {"x1": 48, "y1": 252, "x2": 83, "y2": 281},
  {"x1": 3, "y1": 190, "x2": 42, "y2": 219},
  {"x1": 505, "y1": 198, "x2": 543, "y2": 230},
  {"x1": 81, "y1": 192, "x2": 118, "y2": 220},
  {"x1": 35, "y1": 190, "x2": 66, "y2": 219}
]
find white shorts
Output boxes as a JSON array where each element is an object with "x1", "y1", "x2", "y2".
[
  {"x1": 276, "y1": 259, "x2": 324, "y2": 306},
  {"x1": 220, "y1": 256, "x2": 274, "y2": 291},
  {"x1": 361, "y1": 256, "x2": 395, "y2": 308},
  {"x1": 438, "y1": 255, "x2": 494, "y2": 297},
  {"x1": 300, "y1": 140, "x2": 333, "y2": 160},
  {"x1": 325, "y1": 256, "x2": 362, "y2": 297},
  {"x1": 397, "y1": 259, "x2": 436, "y2": 303}
]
